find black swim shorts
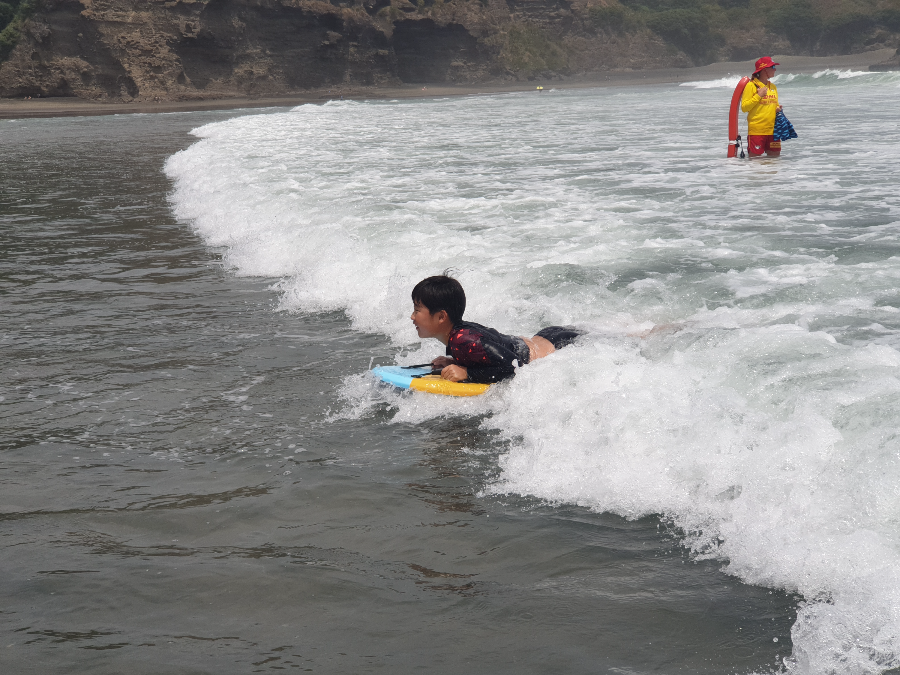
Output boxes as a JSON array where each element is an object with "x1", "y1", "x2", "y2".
[{"x1": 535, "y1": 326, "x2": 584, "y2": 350}]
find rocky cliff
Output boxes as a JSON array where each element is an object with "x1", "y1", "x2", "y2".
[{"x1": 1, "y1": 0, "x2": 898, "y2": 101}]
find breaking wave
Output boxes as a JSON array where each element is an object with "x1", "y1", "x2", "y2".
[{"x1": 166, "y1": 77, "x2": 900, "y2": 674}]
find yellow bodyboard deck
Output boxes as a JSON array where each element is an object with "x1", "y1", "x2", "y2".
[{"x1": 371, "y1": 366, "x2": 490, "y2": 397}]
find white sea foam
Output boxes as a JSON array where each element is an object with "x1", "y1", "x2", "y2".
[
  {"x1": 774, "y1": 70, "x2": 900, "y2": 88},
  {"x1": 166, "y1": 76, "x2": 900, "y2": 674},
  {"x1": 683, "y1": 69, "x2": 897, "y2": 90},
  {"x1": 680, "y1": 75, "x2": 744, "y2": 88},
  {"x1": 810, "y1": 68, "x2": 877, "y2": 79}
]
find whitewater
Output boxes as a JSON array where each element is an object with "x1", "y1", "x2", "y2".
[{"x1": 165, "y1": 70, "x2": 900, "y2": 674}]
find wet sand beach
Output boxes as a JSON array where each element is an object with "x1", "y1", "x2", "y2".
[{"x1": 1, "y1": 48, "x2": 894, "y2": 120}]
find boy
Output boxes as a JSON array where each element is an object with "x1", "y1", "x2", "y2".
[{"x1": 411, "y1": 275, "x2": 582, "y2": 384}]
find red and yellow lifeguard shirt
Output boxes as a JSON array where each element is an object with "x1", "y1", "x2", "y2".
[{"x1": 741, "y1": 79, "x2": 779, "y2": 135}]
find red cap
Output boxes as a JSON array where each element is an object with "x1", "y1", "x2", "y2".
[{"x1": 753, "y1": 56, "x2": 780, "y2": 74}]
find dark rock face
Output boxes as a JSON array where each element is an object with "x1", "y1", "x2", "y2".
[
  {"x1": 393, "y1": 19, "x2": 486, "y2": 82},
  {"x1": 0, "y1": 0, "x2": 410, "y2": 99},
  {"x1": 870, "y1": 47, "x2": 900, "y2": 71},
  {"x1": 172, "y1": 1, "x2": 372, "y2": 90},
  {"x1": 1, "y1": 0, "x2": 514, "y2": 99},
  {"x1": 5, "y1": 0, "x2": 896, "y2": 100},
  {"x1": 4, "y1": 0, "x2": 141, "y2": 99},
  {"x1": 0, "y1": 0, "x2": 706, "y2": 100},
  {"x1": 505, "y1": 0, "x2": 572, "y2": 27}
]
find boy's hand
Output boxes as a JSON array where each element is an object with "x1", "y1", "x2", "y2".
[
  {"x1": 431, "y1": 356, "x2": 454, "y2": 369},
  {"x1": 440, "y1": 365, "x2": 468, "y2": 382}
]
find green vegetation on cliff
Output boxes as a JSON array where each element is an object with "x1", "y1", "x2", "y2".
[
  {"x1": 501, "y1": 25, "x2": 568, "y2": 74},
  {"x1": 0, "y1": 0, "x2": 37, "y2": 61},
  {"x1": 766, "y1": 0, "x2": 900, "y2": 52},
  {"x1": 589, "y1": 0, "x2": 900, "y2": 64}
]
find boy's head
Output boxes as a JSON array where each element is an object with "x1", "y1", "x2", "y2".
[{"x1": 411, "y1": 275, "x2": 466, "y2": 325}]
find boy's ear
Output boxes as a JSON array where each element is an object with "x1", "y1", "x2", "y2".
[{"x1": 435, "y1": 309, "x2": 450, "y2": 323}]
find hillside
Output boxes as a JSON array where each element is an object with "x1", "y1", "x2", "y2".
[{"x1": 1, "y1": 0, "x2": 898, "y2": 101}]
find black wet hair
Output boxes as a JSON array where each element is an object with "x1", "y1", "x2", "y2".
[{"x1": 411, "y1": 275, "x2": 466, "y2": 325}]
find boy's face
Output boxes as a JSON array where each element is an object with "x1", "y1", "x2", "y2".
[{"x1": 411, "y1": 301, "x2": 447, "y2": 339}]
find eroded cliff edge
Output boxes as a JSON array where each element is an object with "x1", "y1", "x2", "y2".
[{"x1": 1, "y1": 0, "x2": 898, "y2": 101}]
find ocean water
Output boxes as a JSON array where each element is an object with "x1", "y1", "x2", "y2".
[
  {"x1": 3, "y1": 69, "x2": 899, "y2": 674},
  {"x1": 4, "y1": 107, "x2": 794, "y2": 675}
]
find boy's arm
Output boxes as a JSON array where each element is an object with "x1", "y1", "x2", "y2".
[
  {"x1": 440, "y1": 364, "x2": 468, "y2": 381},
  {"x1": 465, "y1": 364, "x2": 516, "y2": 383},
  {"x1": 431, "y1": 356, "x2": 455, "y2": 368},
  {"x1": 440, "y1": 363, "x2": 516, "y2": 383},
  {"x1": 447, "y1": 326, "x2": 520, "y2": 383}
]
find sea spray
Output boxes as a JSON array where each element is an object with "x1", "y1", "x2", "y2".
[{"x1": 166, "y1": 74, "x2": 900, "y2": 674}]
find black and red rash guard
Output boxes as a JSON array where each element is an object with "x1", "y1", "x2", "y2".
[{"x1": 445, "y1": 321, "x2": 530, "y2": 384}]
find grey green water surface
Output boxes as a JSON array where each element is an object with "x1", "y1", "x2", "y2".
[{"x1": 1, "y1": 109, "x2": 797, "y2": 674}]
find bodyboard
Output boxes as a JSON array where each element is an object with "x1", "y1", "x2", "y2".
[
  {"x1": 371, "y1": 366, "x2": 490, "y2": 397},
  {"x1": 728, "y1": 76, "x2": 750, "y2": 158}
]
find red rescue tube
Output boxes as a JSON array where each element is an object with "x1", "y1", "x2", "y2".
[{"x1": 728, "y1": 76, "x2": 750, "y2": 158}]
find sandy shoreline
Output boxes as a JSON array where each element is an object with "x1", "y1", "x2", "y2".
[{"x1": 1, "y1": 49, "x2": 894, "y2": 120}]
